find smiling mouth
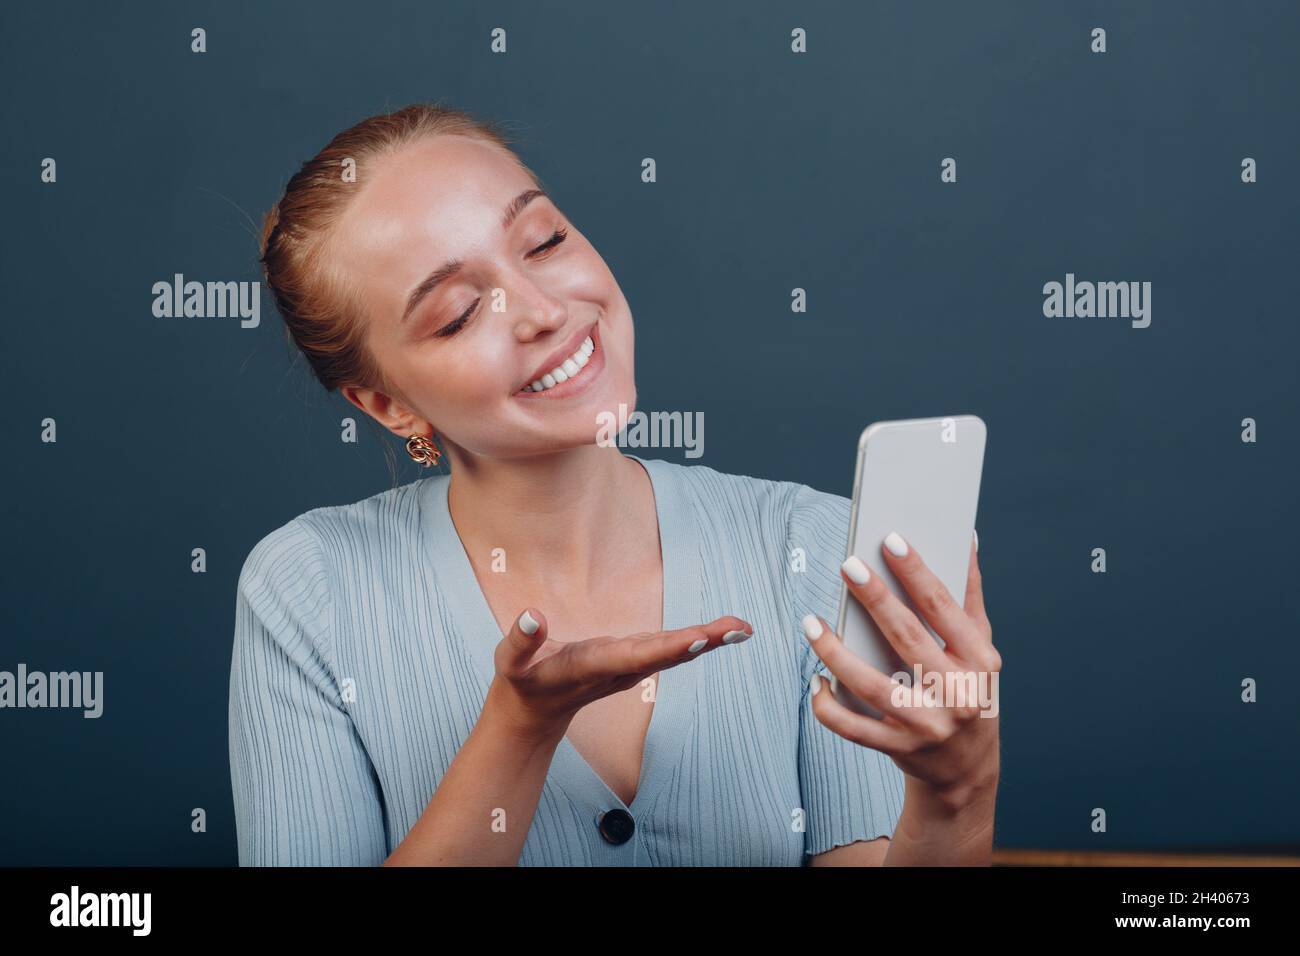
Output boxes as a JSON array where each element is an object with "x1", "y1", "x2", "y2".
[{"x1": 515, "y1": 323, "x2": 602, "y2": 398}]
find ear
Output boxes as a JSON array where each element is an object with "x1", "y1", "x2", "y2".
[{"x1": 340, "y1": 384, "x2": 429, "y2": 438}]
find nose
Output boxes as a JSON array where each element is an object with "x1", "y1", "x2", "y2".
[{"x1": 505, "y1": 271, "x2": 568, "y2": 341}]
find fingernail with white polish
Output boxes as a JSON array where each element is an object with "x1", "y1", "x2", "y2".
[
  {"x1": 841, "y1": 555, "x2": 871, "y2": 585},
  {"x1": 884, "y1": 531, "x2": 908, "y2": 557},
  {"x1": 722, "y1": 629, "x2": 750, "y2": 644},
  {"x1": 519, "y1": 610, "x2": 540, "y2": 635},
  {"x1": 801, "y1": 614, "x2": 823, "y2": 641},
  {"x1": 688, "y1": 638, "x2": 709, "y2": 653},
  {"x1": 973, "y1": 528, "x2": 979, "y2": 553},
  {"x1": 810, "y1": 674, "x2": 822, "y2": 697}
]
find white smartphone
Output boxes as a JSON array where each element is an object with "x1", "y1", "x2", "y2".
[{"x1": 831, "y1": 415, "x2": 987, "y2": 719}]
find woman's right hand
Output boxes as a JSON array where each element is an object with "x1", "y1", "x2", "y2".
[{"x1": 486, "y1": 608, "x2": 753, "y2": 743}]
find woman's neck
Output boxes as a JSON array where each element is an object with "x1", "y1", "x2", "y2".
[{"x1": 444, "y1": 443, "x2": 656, "y2": 592}]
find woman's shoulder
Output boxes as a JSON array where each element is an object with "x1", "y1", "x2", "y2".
[
  {"x1": 638, "y1": 456, "x2": 849, "y2": 536},
  {"x1": 239, "y1": 476, "x2": 438, "y2": 582},
  {"x1": 644, "y1": 457, "x2": 850, "y2": 609}
]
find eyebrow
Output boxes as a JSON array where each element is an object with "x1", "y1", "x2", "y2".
[{"x1": 400, "y1": 188, "x2": 548, "y2": 326}]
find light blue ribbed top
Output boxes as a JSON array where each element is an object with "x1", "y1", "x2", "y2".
[{"x1": 228, "y1": 454, "x2": 905, "y2": 865}]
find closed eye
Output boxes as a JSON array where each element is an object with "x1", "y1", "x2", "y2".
[
  {"x1": 432, "y1": 227, "x2": 570, "y2": 338},
  {"x1": 530, "y1": 226, "x2": 568, "y2": 256}
]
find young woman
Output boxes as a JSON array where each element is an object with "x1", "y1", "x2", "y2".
[{"x1": 229, "y1": 104, "x2": 1001, "y2": 867}]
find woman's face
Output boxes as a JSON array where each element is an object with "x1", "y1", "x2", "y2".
[{"x1": 332, "y1": 134, "x2": 636, "y2": 462}]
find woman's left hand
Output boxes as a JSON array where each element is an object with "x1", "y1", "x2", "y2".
[{"x1": 803, "y1": 530, "x2": 1000, "y2": 812}]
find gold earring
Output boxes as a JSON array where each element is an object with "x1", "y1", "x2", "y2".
[{"x1": 406, "y1": 433, "x2": 442, "y2": 467}]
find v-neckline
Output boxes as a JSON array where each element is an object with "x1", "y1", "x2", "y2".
[{"x1": 419, "y1": 453, "x2": 704, "y2": 820}]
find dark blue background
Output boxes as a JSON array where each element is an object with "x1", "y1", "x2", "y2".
[{"x1": 2, "y1": 0, "x2": 1297, "y2": 864}]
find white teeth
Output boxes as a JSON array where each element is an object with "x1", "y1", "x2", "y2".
[{"x1": 522, "y1": 332, "x2": 598, "y2": 393}]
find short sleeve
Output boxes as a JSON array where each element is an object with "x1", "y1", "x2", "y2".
[
  {"x1": 786, "y1": 483, "x2": 907, "y2": 858},
  {"x1": 228, "y1": 518, "x2": 388, "y2": 866}
]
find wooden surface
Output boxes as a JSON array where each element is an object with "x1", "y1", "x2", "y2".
[{"x1": 993, "y1": 848, "x2": 1300, "y2": 867}]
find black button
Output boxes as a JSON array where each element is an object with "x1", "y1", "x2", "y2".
[{"x1": 597, "y1": 808, "x2": 635, "y2": 845}]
